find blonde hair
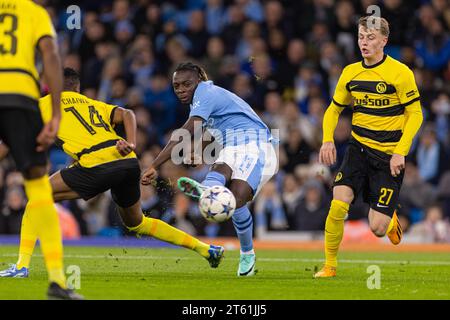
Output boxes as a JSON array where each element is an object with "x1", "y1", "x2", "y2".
[{"x1": 358, "y1": 16, "x2": 390, "y2": 37}]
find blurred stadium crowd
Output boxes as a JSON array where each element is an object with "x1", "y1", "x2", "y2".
[{"x1": 1, "y1": 0, "x2": 450, "y2": 242}]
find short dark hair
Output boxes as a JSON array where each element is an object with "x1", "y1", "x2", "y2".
[
  {"x1": 63, "y1": 67, "x2": 80, "y2": 90},
  {"x1": 175, "y1": 62, "x2": 208, "y2": 81}
]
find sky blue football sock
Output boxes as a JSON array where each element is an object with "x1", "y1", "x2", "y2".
[
  {"x1": 232, "y1": 205, "x2": 254, "y2": 253},
  {"x1": 202, "y1": 171, "x2": 226, "y2": 188}
]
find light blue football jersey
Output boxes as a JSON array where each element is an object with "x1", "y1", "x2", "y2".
[{"x1": 189, "y1": 81, "x2": 275, "y2": 146}]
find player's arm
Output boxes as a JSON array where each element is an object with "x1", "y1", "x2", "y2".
[
  {"x1": 319, "y1": 69, "x2": 352, "y2": 166},
  {"x1": 141, "y1": 116, "x2": 204, "y2": 184},
  {"x1": 390, "y1": 70, "x2": 424, "y2": 177},
  {"x1": 36, "y1": 36, "x2": 62, "y2": 152},
  {"x1": 111, "y1": 107, "x2": 137, "y2": 156}
]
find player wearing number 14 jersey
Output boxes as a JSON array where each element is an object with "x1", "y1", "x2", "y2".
[{"x1": 0, "y1": 68, "x2": 224, "y2": 284}]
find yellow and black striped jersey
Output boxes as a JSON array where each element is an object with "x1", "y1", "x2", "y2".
[
  {"x1": 39, "y1": 91, "x2": 136, "y2": 168},
  {"x1": 0, "y1": 0, "x2": 56, "y2": 106},
  {"x1": 324, "y1": 54, "x2": 423, "y2": 157}
]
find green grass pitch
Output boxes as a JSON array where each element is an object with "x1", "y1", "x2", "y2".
[{"x1": 0, "y1": 245, "x2": 449, "y2": 300}]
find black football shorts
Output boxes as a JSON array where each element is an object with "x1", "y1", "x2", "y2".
[
  {"x1": 0, "y1": 106, "x2": 47, "y2": 172},
  {"x1": 60, "y1": 158, "x2": 141, "y2": 208},
  {"x1": 333, "y1": 138, "x2": 404, "y2": 217}
]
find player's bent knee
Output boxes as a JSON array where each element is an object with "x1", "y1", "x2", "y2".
[
  {"x1": 23, "y1": 165, "x2": 48, "y2": 180},
  {"x1": 332, "y1": 186, "x2": 354, "y2": 204},
  {"x1": 369, "y1": 222, "x2": 388, "y2": 237}
]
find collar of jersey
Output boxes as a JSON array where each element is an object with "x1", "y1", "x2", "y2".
[{"x1": 362, "y1": 54, "x2": 387, "y2": 69}]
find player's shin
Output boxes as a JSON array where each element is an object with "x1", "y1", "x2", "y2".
[
  {"x1": 232, "y1": 206, "x2": 254, "y2": 253},
  {"x1": 127, "y1": 216, "x2": 210, "y2": 258},
  {"x1": 16, "y1": 203, "x2": 38, "y2": 269},
  {"x1": 324, "y1": 199, "x2": 349, "y2": 268},
  {"x1": 24, "y1": 176, "x2": 66, "y2": 288}
]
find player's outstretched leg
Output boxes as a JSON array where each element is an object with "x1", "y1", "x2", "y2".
[
  {"x1": 127, "y1": 214, "x2": 224, "y2": 268},
  {"x1": 386, "y1": 210, "x2": 403, "y2": 245},
  {"x1": 314, "y1": 199, "x2": 349, "y2": 278}
]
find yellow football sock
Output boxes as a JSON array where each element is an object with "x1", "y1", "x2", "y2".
[
  {"x1": 324, "y1": 199, "x2": 349, "y2": 268},
  {"x1": 128, "y1": 216, "x2": 210, "y2": 258},
  {"x1": 24, "y1": 176, "x2": 66, "y2": 288},
  {"x1": 386, "y1": 212, "x2": 397, "y2": 234},
  {"x1": 16, "y1": 203, "x2": 37, "y2": 269}
]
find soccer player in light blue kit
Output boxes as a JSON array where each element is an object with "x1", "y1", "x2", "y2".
[{"x1": 141, "y1": 62, "x2": 278, "y2": 276}]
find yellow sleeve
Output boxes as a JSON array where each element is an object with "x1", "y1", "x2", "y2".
[
  {"x1": 393, "y1": 69, "x2": 423, "y2": 156},
  {"x1": 33, "y1": 5, "x2": 56, "y2": 46},
  {"x1": 397, "y1": 68, "x2": 420, "y2": 104},
  {"x1": 38, "y1": 95, "x2": 52, "y2": 124},
  {"x1": 322, "y1": 69, "x2": 352, "y2": 143},
  {"x1": 322, "y1": 102, "x2": 346, "y2": 143}
]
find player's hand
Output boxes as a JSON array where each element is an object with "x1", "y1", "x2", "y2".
[
  {"x1": 36, "y1": 116, "x2": 60, "y2": 152},
  {"x1": 390, "y1": 153, "x2": 405, "y2": 177},
  {"x1": 116, "y1": 140, "x2": 135, "y2": 156},
  {"x1": 141, "y1": 166, "x2": 157, "y2": 185},
  {"x1": 319, "y1": 142, "x2": 337, "y2": 166}
]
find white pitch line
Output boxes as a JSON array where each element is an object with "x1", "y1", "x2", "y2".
[{"x1": 1, "y1": 253, "x2": 450, "y2": 266}]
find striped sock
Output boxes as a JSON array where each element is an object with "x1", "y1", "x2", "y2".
[
  {"x1": 202, "y1": 171, "x2": 226, "y2": 188},
  {"x1": 232, "y1": 205, "x2": 254, "y2": 252}
]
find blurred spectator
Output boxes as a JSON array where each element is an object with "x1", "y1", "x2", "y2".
[
  {"x1": 232, "y1": 73, "x2": 257, "y2": 107},
  {"x1": 0, "y1": 187, "x2": 26, "y2": 234},
  {"x1": 254, "y1": 180, "x2": 288, "y2": 236},
  {"x1": 235, "y1": 20, "x2": 261, "y2": 62},
  {"x1": 98, "y1": 56, "x2": 124, "y2": 102},
  {"x1": 381, "y1": 0, "x2": 415, "y2": 49},
  {"x1": 261, "y1": 0, "x2": 293, "y2": 40},
  {"x1": 281, "y1": 127, "x2": 314, "y2": 174},
  {"x1": 222, "y1": 4, "x2": 246, "y2": 55},
  {"x1": 409, "y1": 204, "x2": 450, "y2": 242},
  {"x1": 413, "y1": 123, "x2": 449, "y2": 185},
  {"x1": 437, "y1": 171, "x2": 450, "y2": 220},
  {"x1": 275, "y1": 38, "x2": 307, "y2": 91},
  {"x1": 399, "y1": 161, "x2": 438, "y2": 223},
  {"x1": 292, "y1": 179, "x2": 329, "y2": 231},
  {"x1": 144, "y1": 72, "x2": 179, "y2": 135},
  {"x1": 201, "y1": 36, "x2": 226, "y2": 81},
  {"x1": 415, "y1": 17, "x2": 450, "y2": 71},
  {"x1": 205, "y1": 0, "x2": 227, "y2": 35},
  {"x1": 281, "y1": 173, "x2": 303, "y2": 229},
  {"x1": 333, "y1": 0, "x2": 357, "y2": 61},
  {"x1": 184, "y1": 10, "x2": 209, "y2": 59}
]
